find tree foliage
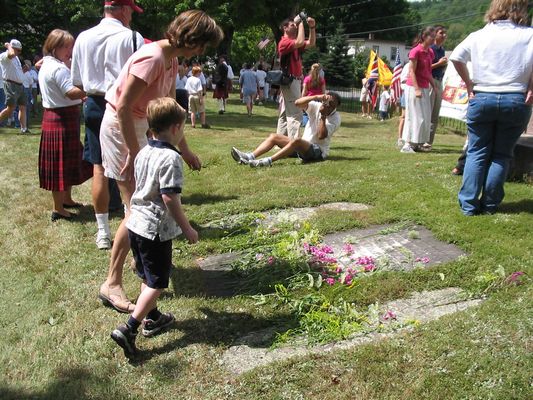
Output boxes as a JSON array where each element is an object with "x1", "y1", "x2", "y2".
[
  {"x1": 0, "y1": 0, "x2": 431, "y2": 80},
  {"x1": 321, "y1": 24, "x2": 354, "y2": 87},
  {"x1": 411, "y1": 0, "x2": 490, "y2": 48},
  {"x1": 317, "y1": 0, "x2": 419, "y2": 45}
]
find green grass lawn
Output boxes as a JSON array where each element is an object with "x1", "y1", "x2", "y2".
[{"x1": 0, "y1": 97, "x2": 531, "y2": 399}]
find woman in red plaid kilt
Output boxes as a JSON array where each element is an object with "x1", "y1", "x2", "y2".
[{"x1": 38, "y1": 29, "x2": 92, "y2": 221}]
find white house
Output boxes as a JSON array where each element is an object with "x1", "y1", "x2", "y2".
[{"x1": 347, "y1": 36, "x2": 411, "y2": 66}]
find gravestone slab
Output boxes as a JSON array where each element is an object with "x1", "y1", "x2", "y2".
[
  {"x1": 220, "y1": 288, "x2": 483, "y2": 375},
  {"x1": 198, "y1": 223, "x2": 466, "y2": 296},
  {"x1": 200, "y1": 202, "x2": 371, "y2": 231},
  {"x1": 261, "y1": 202, "x2": 370, "y2": 228},
  {"x1": 323, "y1": 224, "x2": 466, "y2": 271}
]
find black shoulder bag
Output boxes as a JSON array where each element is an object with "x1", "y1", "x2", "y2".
[{"x1": 266, "y1": 52, "x2": 294, "y2": 86}]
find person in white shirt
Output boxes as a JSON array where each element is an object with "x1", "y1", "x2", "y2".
[
  {"x1": 0, "y1": 65, "x2": 5, "y2": 127},
  {"x1": 185, "y1": 66, "x2": 209, "y2": 128},
  {"x1": 28, "y1": 60, "x2": 40, "y2": 116},
  {"x1": 378, "y1": 86, "x2": 390, "y2": 121},
  {"x1": 187, "y1": 61, "x2": 207, "y2": 93},
  {"x1": 70, "y1": 0, "x2": 144, "y2": 252},
  {"x1": 450, "y1": 0, "x2": 533, "y2": 216},
  {"x1": 38, "y1": 29, "x2": 91, "y2": 222},
  {"x1": 0, "y1": 39, "x2": 30, "y2": 133},
  {"x1": 255, "y1": 63, "x2": 267, "y2": 104},
  {"x1": 21, "y1": 63, "x2": 33, "y2": 125},
  {"x1": 231, "y1": 92, "x2": 341, "y2": 167}
]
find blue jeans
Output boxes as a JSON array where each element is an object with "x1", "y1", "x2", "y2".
[{"x1": 459, "y1": 92, "x2": 531, "y2": 215}]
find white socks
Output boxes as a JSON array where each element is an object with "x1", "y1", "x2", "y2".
[{"x1": 95, "y1": 213, "x2": 110, "y2": 237}]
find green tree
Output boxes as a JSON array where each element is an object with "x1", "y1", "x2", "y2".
[
  {"x1": 302, "y1": 46, "x2": 323, "y2": 76},
  {"x1": 321, "y1": 24, "x2": 354, "y2": 87},
  {"x1": 318, "y1": 0, "x2": 419, "y2": 45}
]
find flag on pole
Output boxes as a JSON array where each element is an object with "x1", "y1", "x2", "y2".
[
  {"x1": 257, "y1": 37, "x2": 271, "y2": 50},
  {"x1": 365, "y1": 51, "x2": 380, "y2": 110},
  {"x1": 390, "y1": 49, "x2": 403, "y2": 104},
  {"x1": 377, "y1": 57, "x2": 392, "y2": 86},
  {"x1": 366, "y1": 50, "x2": 379, "y2": 79}
]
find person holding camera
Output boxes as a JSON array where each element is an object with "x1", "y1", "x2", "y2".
[{"x1": 276, "y1": 12, "x2": 316, "y2": 139}]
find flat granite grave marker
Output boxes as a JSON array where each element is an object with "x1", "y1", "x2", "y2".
[
  {"x1": 197, "y1": 220, "x2": 466, "y2": 296},
  {"x1": 220, "y1": 288, "x2": 483, "y2": 375}
]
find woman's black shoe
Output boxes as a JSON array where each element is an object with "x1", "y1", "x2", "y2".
[{"x1": 63, "y1": 203, "x2": 83, "y2": 209}]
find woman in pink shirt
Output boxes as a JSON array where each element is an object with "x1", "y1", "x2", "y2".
[
  {"x1": 98, "y1": 10, "x2": 223, "y2": 314},
  {"x1": 302, "y1": 63, "x2": 326, "y2": 97},
  {"x1": 401, "y1": 26, "x2": 436, "y2": 153}
]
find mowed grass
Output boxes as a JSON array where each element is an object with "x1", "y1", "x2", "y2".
[{"x1": 0, "y1": 96, "x2": 531, "y2": 400}]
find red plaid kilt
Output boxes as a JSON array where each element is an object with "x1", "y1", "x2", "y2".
[
  {"x1": 39, "y1": 106, "x2": 93, "y2": 191},
  {"x1": 213, "y1": 79, "x2": 230, "y2": 99}
]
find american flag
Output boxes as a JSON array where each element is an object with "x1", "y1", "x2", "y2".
[
  {"x1": 257, "y1": 37, "x2": 271, "y2": 50},
  {"x1": 390, "y1": 49, "x2": 402, "y2": 104},
  {"x1": 369, "y1": 57, "x2": 379, "y2": 110}
]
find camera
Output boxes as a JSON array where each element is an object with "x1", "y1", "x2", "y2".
[{"x1": 293, "y1": 10, "x2": 308, "y2": 25}]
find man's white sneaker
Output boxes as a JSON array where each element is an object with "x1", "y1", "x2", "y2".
[
  {"x1": 249, "y1": 158, "x2": 272, "y2": 168},
  {"x1": 231, "y1": 147, "x2": 252, "y2": 163},
  {"x1": 96, "y1": 231, "x2": 112, "y2": 250}
]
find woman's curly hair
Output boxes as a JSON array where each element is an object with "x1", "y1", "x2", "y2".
[
  {"x1": 165, "y1": 10, "x2": 223, "y2": 50},
  {"x1": 485, "y1": 0, "x2": 529, "y2": 25}
]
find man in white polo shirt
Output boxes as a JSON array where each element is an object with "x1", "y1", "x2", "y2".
[
  {"x1": 71, "y1": 0, "x2": 144, "y2": 313},
  {"x1": 71, "y1": 0, "x2": 144, "y2": 255},
  {"x1": 0, "y1": 39, "x2": 30, "y2": 134}
]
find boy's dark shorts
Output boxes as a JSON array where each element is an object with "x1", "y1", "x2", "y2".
[
  {"x1": 297, "y1": 143, "x2": 324, "y2": 162},
  {"x1": 128, "y1": 230, "x2": 172, "y2": 289}
]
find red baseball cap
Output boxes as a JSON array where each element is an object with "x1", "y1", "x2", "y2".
[{"x1": 104, "y1": 0, "x2": 143, "y2": 13}]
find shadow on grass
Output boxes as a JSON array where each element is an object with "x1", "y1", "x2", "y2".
[
  {"x1": 182, "y1": 193, "x2": 238, "y2": 205},
  {"x1": 130, "y1": 307, "x2": 295, "y2": 364},
  {"x1": 498, "y1": 199, "x2": 533, "y2": 214},
  {"x1": 61, "y1": 205, "x2": 124, "y2": 223},
  {"x1": 327, "y1": 155, "x2": 370, "y2": 162},
  {"x1": 0, "y1": 368, "x2": 104, "y2": 399},
  {"x1": 428, "y1": 147, "x2": 463, "y2": 155},
  {"x1": 168, "y1": 255, "x2": 308, "y2": 299}
]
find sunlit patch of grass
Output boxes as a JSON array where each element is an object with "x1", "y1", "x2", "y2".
[{"x1": 0, "y1": 99, "x2": 531, "y2": 399}]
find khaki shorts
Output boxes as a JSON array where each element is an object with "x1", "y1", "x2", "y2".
[
  {"x1": 100, "y1": 104, "x2": 149, "y2": 181},
  {"x1": 188, "y1": 95, "x2": 205, "y2": 113},
  {"x1": 4, "y1": 81, "x2": 27, "y2": 107}
]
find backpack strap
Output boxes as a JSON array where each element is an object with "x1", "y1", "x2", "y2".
[{"x1": 132, "y1": 30, "x2": 138, "y2": 53}]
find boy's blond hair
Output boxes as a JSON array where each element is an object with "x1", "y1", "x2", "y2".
[
  {"x1": 191, "y1": 65, "x2": 202, "y2": 76},
  {"x1": 146, "y1": 98, "x2": 186, "y2": 135}
]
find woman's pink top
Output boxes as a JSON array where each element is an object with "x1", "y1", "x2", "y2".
[
  {"x1": 406, "y1": 44, "x2": 434, "y2": 89},
  {"x1": 303, "y1": 75, "x2": 326, "y2": 96},
  {"x1": 106, "y1": 42, "x2": 178, "y2": 119}
]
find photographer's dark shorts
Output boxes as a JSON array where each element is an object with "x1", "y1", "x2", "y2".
[
  {"x1": 83, "y1": 95, "x2": 106, "y2": 165},
  {"x1": 298, "y1": 143, "x2": 324, "y2": 162},
  {"x1": 4, "y1": 81, "x2": 27, "y2": 107},
  {"x1": 128, "y1": 230, "x2": 172, "y2": 289}
]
